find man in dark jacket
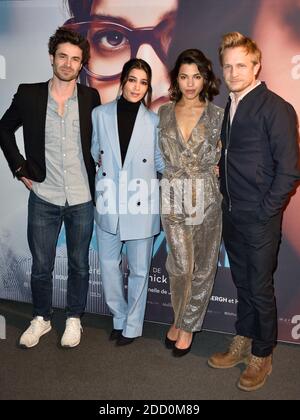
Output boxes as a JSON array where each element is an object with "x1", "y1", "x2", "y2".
[
  {"x1": 208, "y1": 32, "x2": 300, "y2": 391},
  {"x1": 0, "y1": 27, "x2": 100, "y2": 349}
]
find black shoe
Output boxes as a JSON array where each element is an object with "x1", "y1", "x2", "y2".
[
  {"x1": 165, "y1": 334, "x2": 176, "y2": 350},
  {"x1": 172, "y1": 333, "x2": 194, "y2": 357},
  {"x1": 116, "y1": 334, "x2": 136, "y2": 346},
  {"x1": 109, "y1": 329, "x2": 123, "y2": 341}
]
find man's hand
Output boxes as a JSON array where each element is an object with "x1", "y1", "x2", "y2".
[{"x1": 20, "y1": 176, "x2": 33, "y2": 190}]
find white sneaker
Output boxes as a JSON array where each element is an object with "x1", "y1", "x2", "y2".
[
  {"x1": 61, "y1": 317, "x2": 83, "y2": 348},
  {"x1": 19, "y1": 316, "x2": 52, "y2": 348}
]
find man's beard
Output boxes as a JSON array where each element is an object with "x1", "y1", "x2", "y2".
[{"x1": 53, "y1": 65, "x2": 79, "y2": 82}]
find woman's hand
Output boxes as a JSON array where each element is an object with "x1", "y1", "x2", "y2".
[{"x1": 214, "y1": 165, "x2": 220, "y2": 178}]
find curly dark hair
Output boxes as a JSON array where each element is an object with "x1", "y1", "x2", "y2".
[
  {"x1": 169, "y1": 49, "x2": 220, "y2": 102},
  {"x1": 48, "y1": 26, "x2": 90, "y2": 66},
  {"x1": 120, "y1": 59, "x2": 153, "y2": 108}
]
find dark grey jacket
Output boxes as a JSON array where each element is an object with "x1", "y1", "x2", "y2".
[{"x1": 220, "y1": 82, "x2": 300, "y2": 219}]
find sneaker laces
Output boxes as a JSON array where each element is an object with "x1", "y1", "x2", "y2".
[
  {"x1": 66, "y1": 318, "x2": 82, "y2": 332},
  {"x1": 27, "y1": 317, "x2": 47, "y2": 335}
]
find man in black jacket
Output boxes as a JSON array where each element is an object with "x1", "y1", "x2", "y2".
[
  {"x1": 0, "y1": 27, "x2": 100, "y2": 349},
  {"x1": 208, "y1": 32, "x2": 300, "y2": 391}
]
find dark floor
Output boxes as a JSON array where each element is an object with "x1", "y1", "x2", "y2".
[{"x1": 0, "y1": 299, "x2": 299, "y2": 400}]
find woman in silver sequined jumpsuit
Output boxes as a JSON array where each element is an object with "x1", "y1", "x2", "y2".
[{"x1": 158, "y1": 49, "x2": 223, "y2": 356}]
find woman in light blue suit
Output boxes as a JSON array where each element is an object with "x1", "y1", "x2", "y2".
[{"x1": 91, "y1": 59, "x2": 164, "y2": 345}]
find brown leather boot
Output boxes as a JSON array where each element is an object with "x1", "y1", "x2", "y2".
[
  {"x1": 208, "y1": 335, "x2": 252, "y2": 369},
  {"x1": 238, "y1": 354, "x2": 272, "y2": 391}
]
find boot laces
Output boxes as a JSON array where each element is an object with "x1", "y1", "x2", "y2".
[
  {"x1": 229, "y1": 336, "x2": 248, "y2": 355},
  {"x1": 248, "y1": 355, "x2": 264, "y2": 371}
]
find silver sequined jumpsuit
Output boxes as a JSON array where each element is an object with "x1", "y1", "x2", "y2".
[{"x1": 158, "y1": 101, "x2": 223, "y2": 332}]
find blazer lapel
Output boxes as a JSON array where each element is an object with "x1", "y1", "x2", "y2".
[
  {"x1": 123, "y1": 103, "x2": 147, "y2": 170},
  {"x1": 221, "y1": 98, "x2": 231, "y2": 148},
  {"x1": 107, "y1": 101, "x2": 122, "y2": 168},
  {"x1": 77, "y1": 84, "x2": 92, "y2": 164},
  {"x1": 36, "y1": 82, "x2": 49, "y2": 149}
]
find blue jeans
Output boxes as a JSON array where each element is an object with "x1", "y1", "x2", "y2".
[{"x1": 27, "y1": 191, "x2": 94, "y2": 320}]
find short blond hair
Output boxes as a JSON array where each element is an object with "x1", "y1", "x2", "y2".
[{"x1": 219, "y1": 32, "x2": 262, "y2": 66}]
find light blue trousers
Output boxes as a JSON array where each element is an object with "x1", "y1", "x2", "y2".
[{"x1": 96, "y1": 225, "x2": 154, "y2": 338}]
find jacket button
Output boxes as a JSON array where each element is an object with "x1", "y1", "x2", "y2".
[
  {"x1": 137, "y1": 201, "x2": 141, "y2": 206},
  {"x1": 103, "y1": 172, "x2": 106, "y2": 176},
  {"x1": 143, "y1": 158, "x2": 147, "y2": 163},
  {"x1": 100, "y1": 150, "x2": 104, "y2": 154}
]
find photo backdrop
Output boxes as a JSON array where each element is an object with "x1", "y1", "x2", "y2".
[{"x1": 0, "y1": 0, "x2": 299, "y2": 344}]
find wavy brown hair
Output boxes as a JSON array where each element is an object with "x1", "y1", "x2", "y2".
[
  {"x1": 169, "y1": 49, "x2": 220, "y2": 102},
  {"x1": 48, "y1": 26, "x2": 90, "y2": 66}
]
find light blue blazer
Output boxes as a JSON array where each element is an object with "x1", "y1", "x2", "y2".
[{"x1": 91, "y1": 100, "x2": 165, "y2": 241}]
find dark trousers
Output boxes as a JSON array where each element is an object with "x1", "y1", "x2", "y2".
[
  {"x1": 222, "y1": 206, "x2": 282, "y2": 357},
  {"x1": 27, "y1": 191, "x2": 94, "y2": 320}
]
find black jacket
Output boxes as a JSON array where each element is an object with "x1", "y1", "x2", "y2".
[
  {"x1": 219, "y1": 82, "x2": 300, "y2": 219},
  {"x1": 0, "y1": 81, "x2": 100, "y2": 200}
]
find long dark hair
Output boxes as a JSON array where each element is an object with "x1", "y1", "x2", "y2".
[
  {"x1": 119, "y1": 59, "x2": 153, "y2": 108},
  {"x1": 169, "y1": 49, "x2": 220, "y2": 102},
  {"x1": 65, "y1": 0, "x2": 93, "y2": 20}
]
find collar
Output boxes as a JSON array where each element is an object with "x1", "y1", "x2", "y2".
[
  {"x1": 48, "y1": 80, "x2": 78, "y2": 101},
  {"x1": 229, "y1": 80, "x2": 261, "y2": 105},
  {"x1": 118, "y1": 95, "x2": 141, "y2": 111}
]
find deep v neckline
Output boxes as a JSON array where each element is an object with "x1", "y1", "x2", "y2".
[{"x1": 174, "y1": 102, "x2": 206, "y2": 144}]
